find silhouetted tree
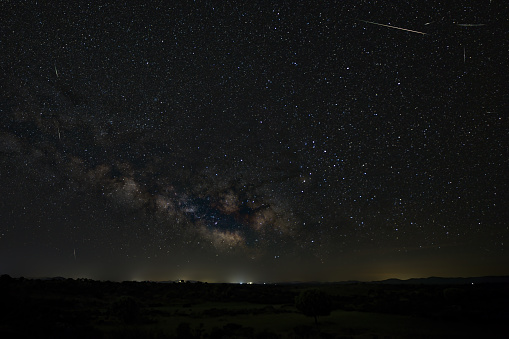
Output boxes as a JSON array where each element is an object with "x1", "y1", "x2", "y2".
[
  {"x1": 176, "y1": 322, "x2": 204, "y2": 339},
  {"x1": 176, "y1": 322, "x2": 193, "y2": 339},
  {"x1": 0, "y1": 274, "x2": 13, "y2": 283},
  {"x1": 294, "y1": 289, "x2": 332, "y2": 328},
  {"x1": 111, "y1": 296, "x2": 141, "y2": 324}
]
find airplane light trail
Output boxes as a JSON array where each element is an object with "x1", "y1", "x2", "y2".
[{"x1": 358, "y1": 19, "x2": 427, "y2": 35}]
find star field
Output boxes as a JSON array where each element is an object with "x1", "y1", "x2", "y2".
[{"x1": 0, "y1": 1, "x2": 507, "y2": 282}]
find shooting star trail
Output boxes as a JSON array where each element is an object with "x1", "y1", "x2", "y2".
[
  {"x1": 457, "y1": 23, "x2": 485, "y2": 27},
  {"x1": 358, "y1": 19, "x2": 426, "y2": 35},
  {"x1": 74, "y1": 248, "x2": 76, "y2": 260}
]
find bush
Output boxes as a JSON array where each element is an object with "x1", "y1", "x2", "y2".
[
  {"x1": 295, "y1": 289, "x2": 332, "y2": 327},
  {"x1": 111, "y1": 296, "x2": 141, "y2": 324}
]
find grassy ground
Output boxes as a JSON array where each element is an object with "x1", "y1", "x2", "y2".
[
  {"x1": 95, "y1": 301, "x2": 500, "y2": 338},
  {"x1": 1, "y1": 278, "x2": 506, "y2": 338}
]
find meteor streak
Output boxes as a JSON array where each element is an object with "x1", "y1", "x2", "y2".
[
  {"x1": 457, "y1": 23, "x2": 485, "y2": 27},
  {"x1": 358, "y1": 19, "x2": 426, "y2": 35}
]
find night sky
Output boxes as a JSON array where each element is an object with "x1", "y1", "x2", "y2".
[{"x1": 1, "y1": 1, "x2": 507, "y2": 283}]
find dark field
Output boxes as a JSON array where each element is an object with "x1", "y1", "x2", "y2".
[{"x1": 0, "y1": 275, "x2": 507, "y2": 338}]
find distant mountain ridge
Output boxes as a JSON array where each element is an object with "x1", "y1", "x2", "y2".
[
  {"x1": 2, "y1": 274, "x2": 509, "y2": 285},
  {"x1": 375, "y1": 276, "x2": 509, "y2": 285},
  {"x1": 276, "y1": 276, "x2": 509, "y2": 285}
]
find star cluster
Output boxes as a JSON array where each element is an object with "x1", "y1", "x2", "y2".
[{"x1": 0, "y1": 1, "x2": 507, "y2": 282}]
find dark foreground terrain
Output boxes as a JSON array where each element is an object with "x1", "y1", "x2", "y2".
[{"x1": 0, "y1": 275, "x2": 507, "y2": 338}]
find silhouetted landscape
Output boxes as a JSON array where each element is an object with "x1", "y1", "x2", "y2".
[{"x1": 0, "y1": 274, "x2": 507, "y2": 338}]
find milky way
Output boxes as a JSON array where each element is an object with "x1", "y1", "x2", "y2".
[{"x1": 0, "y1": 1, "x2": 507, "y2": 282}]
